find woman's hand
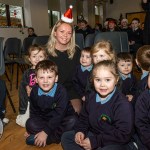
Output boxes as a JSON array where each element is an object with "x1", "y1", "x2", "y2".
[
  {"x1": 26, "y1": 85, "x2": 32, "y2": 97},
  {"x1": 80, "y1": 138, "x2": 92, "y2": 150},
  {"x1": 34, "y1": 131, "x2": 48, "y2": 147},
  {"x1": 143, "y1": 0, "x2": 147, "y2": 3},
  {"x1": 75, "y1": 132, "x2": 85, "y2": 145}
]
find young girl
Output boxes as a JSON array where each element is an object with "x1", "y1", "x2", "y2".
[
  {"x1": 61, "y1": 60, "x2": 135, "y2": 150},
  {"x1": 16, "y1": 44, "x2": 47, "y2": 127},
  {"x1": 91, "y1": 40, "x2": 116, "y2": 65}
]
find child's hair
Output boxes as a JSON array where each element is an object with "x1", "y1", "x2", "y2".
[
  {"x1": 136, "y1": 45, "x2": 150, "y2": 71},
  {"x1": 35, "y1": 60, "x2": 58, "y2": 76},
  {"x1": 132, "y1": 18, "x2": 140, "y2": 23},
  {"x1": 25, "y1": 44, "x2": 48, "y2": 65},
  {"x1": 81, "y1": 47, "x2": 91, "y2": 54},
  {"x1": 91, "y1": 60, "x2": 119, "y2": 84},
  {"x1": 91, "y1": 40, "x2": 116, "y2": 63},
  {"x1": 47, "y1": 20, "x2": 75, "y2": 59},
  {"x1": 116, "y1": 52, "x2": 133, "y2": 64}
]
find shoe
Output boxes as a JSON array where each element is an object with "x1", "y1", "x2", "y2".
[{"x1": 26, "y1": 134, "x2": 35, "y2": 145}]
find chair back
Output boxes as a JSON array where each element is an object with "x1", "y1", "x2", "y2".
[
  {"x1": 22, "y1": 37, "x2": 35, "y2": 54},
  {"x1": 84, "y1": 33, "x2": 95, "y2": 47},
  {"x1": 32, "y1": 35, "x2": 49, "y2": 46},
  {"x1": 4, "y1": 38, "x2": 22, "y2": 59},
  {"x1": 0, "y1": 37, "x2": 5, "y2": 75},
  {"x1": 119, "y1": 32, "x2": 129, "y2": 52},
  {"x1": 75, "y1": 33, "x2": 84, "y2": 50}
]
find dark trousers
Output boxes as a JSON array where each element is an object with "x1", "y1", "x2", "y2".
[
  {"x1": 26, "y1": 114, "x2": 77, "y2": 145},
  {"x1": 61, "y1": 131, "x2": 138, "y2": 150},
  {"x1": 0, "y1": 79, "x2": 6, "y2": 119}
]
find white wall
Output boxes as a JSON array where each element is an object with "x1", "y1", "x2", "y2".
[{"x1": 106, "y1": 0, "x2": 143, "y2": 20}]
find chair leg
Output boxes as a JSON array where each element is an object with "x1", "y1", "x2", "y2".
[
  {"x1": 16, "y1": 63, "x2": 19, "y2": 89},
  {"x1": 6, "y1": 87, "x2": 16, "y2": 113}
]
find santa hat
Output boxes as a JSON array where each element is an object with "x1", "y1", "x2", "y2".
[{"x1": 61, "y1": 5, "x2": 73, "y2": 23}]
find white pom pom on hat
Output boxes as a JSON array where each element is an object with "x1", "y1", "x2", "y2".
[{"x1": 61, "y1": 5, "x2": 73, "y2": 23}]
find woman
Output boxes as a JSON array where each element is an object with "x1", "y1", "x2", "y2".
[{"x1": 47, "y1": 20, "x2": 82, "y2": 114}]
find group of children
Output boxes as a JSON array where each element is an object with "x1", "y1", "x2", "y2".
[{"x1": 15, "y1": 39, "x2": 150, "y2": 149}]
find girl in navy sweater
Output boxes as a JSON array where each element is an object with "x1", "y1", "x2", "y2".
[{"x1": 61, "y1": 60, "x2": 136, "y2": 150}]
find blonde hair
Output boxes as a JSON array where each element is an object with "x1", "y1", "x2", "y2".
[
  {"x1": 91, "y1": 40, "x2": 116, "y2": 63},
  {"x1": 47, "y1": 20, "x2": 76, "y2": 59}
]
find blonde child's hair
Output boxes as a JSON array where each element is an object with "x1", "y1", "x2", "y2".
[
  {"x1": 91, "y1": 40, "x2": 116, "y2": 63},
  {"x1": 25, "y1": 44, "x2": 48, "y2": 66},
  {"x1": 47, "y1": 20, "x2": 76, "y2": 59},
  {"x1": 91, "y1": 60, "x2": 119, "y2": 84},
  {"x1": 136, "y1": 45, "x2": 150, "y2": 71}
]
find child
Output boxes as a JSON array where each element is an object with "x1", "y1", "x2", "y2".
[
  {"x1": 72, "y1": 47, "x2": 93, "y2": 101},
  {"x1": 134, "y1": 45, "x2": 150, "y2": 101},
  {"x1": 116, "y1": 52, "x2": 137, "y2": 102},
  {"x1": 127, "y1": 18, "x2": 143, "y2": 57},
  {"x1": 16, "y1": 44, "x2": 47, "y2": 127},
  {"x1": 61, "y1": 60, "x2": 135, "y2": 150},
  {"x1": 135, "y1": 72, "x2": 150, "y2": 150},
  {"x1": 91, "y1": 40, "x2": 116, "y2": 65},
  {"x1": 25, "y1": 60, "x2": 76, "y2": 147}
]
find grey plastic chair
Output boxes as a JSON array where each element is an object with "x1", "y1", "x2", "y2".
[
  {"x1": 84, "y1": 33, "x2": 95, "y2": 47},
  {"x1": 0, "y1": 37, "x2": 16, "y2": 113},
  {"x1": 75, "y1": 33, "x2": 84, "y2": 50},
  {"x1": 119, "y1": 32, "x2": 129, "y2": 52},
  {"x1": 32, "y1": 35, "x2": 49, "y2": 46}
]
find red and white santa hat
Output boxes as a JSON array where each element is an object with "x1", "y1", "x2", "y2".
[{"x1": 61, "y1": 5, "x2": 73, "y2": 23}]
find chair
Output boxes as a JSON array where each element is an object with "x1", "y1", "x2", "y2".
[
  {"x1": 119, "y1": 32, "x2": 129, "y2": 52},
  {"x1": 4, "y1": 38, "x2": 22, "y2": 90},
  {"x1": 0, "y1": 37, "x2": 16, "y2": 113},
  {"x1": 32, "y1": 35, "x2": 49, "y2": 46},
  {"x1": 75, "y1": 33, "x2": 84, "y2": 50},
  {"x1": 84, "y1": 33, "x2": 95, "y2": 47}
]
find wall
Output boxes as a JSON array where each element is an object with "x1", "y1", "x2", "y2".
[{"x1": 106, "y1": 0, "x2": 143, "y2": 20}]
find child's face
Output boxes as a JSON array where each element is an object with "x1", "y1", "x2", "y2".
[
  {"x1": 93, "y1": 66, "x2": 118, "y2": 98},
  {"x1": 80, "y1": 51, "x2": 92, "y2": 67},
  {"x1": 54, "y1": 23, "x2": 72, "y2": 46},
  {"x1": 36, "y1": 69, "x2": 58, "y2": 93},
  {"x1": 92, "y1": 49, "x2": 111, "y2": 65},
  {"x1": 29, "y1": 50, "x2": 46, "y2": 68},
  {"x1": 131, "y1": 20, "x2": 140, "y2": 29},
  {"x1": 117, "y1": 60, "x2": 133, "y2": 76}
]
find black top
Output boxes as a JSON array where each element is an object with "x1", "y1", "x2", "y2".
[
  {"x1": 135, "y1": 89, "x2": 150, "y2": 149},
  {"x1": 49, "y1": 47, "x2": 81, "y2": 100},
  {"x1": 75, "y1": 89, "x2": 134, "y2": 149},
  {"x1": 30, "y1": 84, "x2": 69, "y2": 135}
]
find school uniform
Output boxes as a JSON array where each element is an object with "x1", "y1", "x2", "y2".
[
  {"x1": 135, "y1": 89, "x2": 150, "y2": 150},
  {"x1": 118, "y1": 73, "x2": 137, "y2": 96},
  {"x1": 61, "y1": 88, "x2": 134, "y2": 150},
  {"x1": 26, "y1": 83, "x2": 76, "y2": 144},
  {"x1": 72, "y1": 64, "x2": 93, "y2": 98}
]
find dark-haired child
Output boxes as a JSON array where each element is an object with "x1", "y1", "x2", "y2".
[
  {"x1": 135, "y1": 72, "x2": 150, "y2": 150},
  {"x1": 16, "y1": 45, "x2": 47, "y2": 127},
  {"x1": 117, "y1": 52, "x2": 137, "y2": 102},
  {"x1": 72, "y1": 47, "x2": 93, "y2": 101},
  {"x1": 62, "y1": 60, "x2": 136, "y2": 150},
  {"x1": 25, "y1": 60, "x2": 76, "y2": 147}
]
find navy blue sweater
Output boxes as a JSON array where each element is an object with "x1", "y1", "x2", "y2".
[
  {"x1": 135, "y1": 89, "x2": 150, "y2": 149},
  {"x1": 75, "y1": 90, "x2": 134, "y2": 149},
  {"x1": 29, "y1": 84, "x2": 69, "y2": 135}
]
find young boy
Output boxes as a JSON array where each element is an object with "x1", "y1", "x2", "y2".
[
  {"x1": 134, "y1": 45, "x2": 150, "y2": 101},
  {"x1": 127, "y1": 18, "x2": 143, "y2": 57},
  {"x1": 72, "y1": 47, "x2": 93, "y2": 101},
  {"x1": 25, "y1": 60, "x2": 76, "y2": 147},
  {"x1": 117, "y1": 52, "x2": 137, "y2": 102},
  {"x1": 135, "y1": 72, "x2": 150, "y2": 150}
]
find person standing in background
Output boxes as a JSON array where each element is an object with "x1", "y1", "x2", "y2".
[{"x1": 142, "y1": 0, "x2": 150, "y2": 44}]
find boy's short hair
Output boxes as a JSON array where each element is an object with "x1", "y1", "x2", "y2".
[
  {"x1": 136, "y1": 45, "x2": 150, "y2": 71},
  {"x1": 81, "y1": 47, "x2": 91, "y2": 53},
  {"x1": 35, "y1": 60, "x2": 58, "y2": 75},
  {"x1": 132, "y1": 18, "x2": 140, "y2": 23},
  {"x1": 116, "y1": 52, "x2": 133, "y2": 63}
]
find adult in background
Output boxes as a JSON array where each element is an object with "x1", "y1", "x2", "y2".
[
  {"x1": 47, "y1": 6, "x2": 82, "y2": 114},
  {"x1": 27, "y1": 27, "x2": 37, "y2": 37},
  {"x1": 142, "y1": 0, "x2": 150, "y2": 44}
]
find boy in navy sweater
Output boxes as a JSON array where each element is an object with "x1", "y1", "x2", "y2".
[
  {"x1": 72, "y1": 47, "x2": 93, "y2": 101},
  {"x1": 135, "y1": 72, "x2": 150, "y2": 150},
  {"x1": 62, "y1": 60, "x2": 136, "y2": 150},
  {"x1": 25, "y1": 60, "x2": 76, "y2": 147},
  {"x1": 116, "y1": 52, "x2": 137, "y2": 102}
]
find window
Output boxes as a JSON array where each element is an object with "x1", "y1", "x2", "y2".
[{"x1": 0, "y1": 3, "x2": 24, "y2": 27}]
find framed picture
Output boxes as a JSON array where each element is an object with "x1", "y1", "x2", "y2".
[{"x1": 126, "y1": 11, "x2": 146, "y2": 25}]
